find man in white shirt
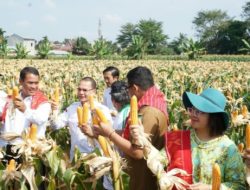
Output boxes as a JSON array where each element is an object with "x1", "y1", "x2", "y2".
[
  {"x1": 51, "y1": 77, "x2": 113, "y2": 160},
  {"x1": 102, "y1": 66, "x2": 119, "y2": 116},
  {"x1": 0, "y1": 67, "x2": 51, "y2": 160}
]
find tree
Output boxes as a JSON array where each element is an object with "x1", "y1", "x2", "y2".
[
  {"x1": 179, "y1": 38, "x2": 205, "y2": 59},
  {"x1": 193, "y1": 10, "x2": 230, "y2": 46},
  {"x1": 169, "y1": 33, "x2": 189, "y2": 54},
  {"x1": 242, "y1": 1, "x2": 250, "y2": 23},
  {"x1": 37, "y1": 36, "x2": 51, "y2": 59},
  {"x1": 212, "y1": 20, "x2": 248, "y2": 54},
  {"x1": 116, "y1": 23, "x2": 138, "y2": 49},
  {"x1": 15, "y1": 43, "x2": 29, "y2": 59},
  {"x1": 72, "y1": 37, "x2": 91, "y2": 55},
  {"x1": 125, "y1": 35, "x2": 147, "y2": 60},
  {"x1": 137, "y1": 19, "x2": 168, "y2": 54},
  {"x1": 116, "y1": 19, "x2": 168, "y2": 55},
  {"x1": 239, "y1": 39, "x2": 250, "y2": 54},
  {"x1": 0, "y1": 28, "x2": 9, "y2": 58},
  {"x1": 90, "y1": 38, "x2": 113, "y2": 59}
]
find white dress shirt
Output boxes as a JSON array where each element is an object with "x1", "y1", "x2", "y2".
[
  {"x1": 103, "y1": 88, "x2": 115, "y2": 111},
  {"x1": 52, "y1": 101, "x2": 113, "y2": 160},
  {"x1": 0, "y1": 93, "x2": 51, "y2": 146}
]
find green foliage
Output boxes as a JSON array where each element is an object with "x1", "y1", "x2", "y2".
[
  {"x1": 125, "y1": 35, "x2": 147, "y2": 59},
  {"x1": 72, "y1": 37, "x2": 91, "y2": 55},
  {"x1": 239, "y1": 39, "x2": 250, "y2": 54},
  {"x1": 242, "y1": 1, "x2": 250, "y2": 23},
  {"x1": 90, "y1": 38, "x2": 113, "y2": 59},
  {"x1": 179, "y1": 38, "x2": 205, "y2": 59},
  {"x1": 0, "y1": 42, "x2": 9, "y2": 58},
  {"x1": 193, "y1": 10, "x2": 230, "y2": 41},
  {"x1": 137, "y1": 19, "x2": 168, "y2": 54},
  {"x1": 15, "y1": 43, "x2": 29, "y2": 59},
  {"x1": 117, "y1": 23, "x2": 138, "y2": 49},
  {"x1": 210, "y1": 20, "x2": 248, "y2": 54},
  {"x1": 116, "y1": 19, "x2": 168, "y2": 55},
  {"x1": 37, "y1": 36, "x2": 52, "y2": 59},
  {"x1": 0, "y1": 28, "x2": 9, "y2": 58},
  {"x1": 169, "y1": 33, "x2": 189, "y2": 55}
]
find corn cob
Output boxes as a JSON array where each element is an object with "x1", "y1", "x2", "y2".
[
  {"x1": 53, "y1": 86, "x2": 60, "y2": 103},
  {"x1": 231, "y1": 110, "x2": 238, "y2": 122},
  {"x1": 98, "y1": 136, "x2": 110, "y2": 157},
  {"x1": 212, "y1": 163, "x2": 221, "y2": 190},
  {"x1": 82, "y1": 103, "x2": 89, "y2": 124},
  {"x1": 242, "y1": 105, "x2": 248, "y2": 118},
  {"x1": 246, "y1": 124, "x2": 250, "y2": 149},
  {"x1": 95, "y1": 108, "x2": 111, "y2": 157},
  {"x1": 12, "y1": 86, "x2": 19, "y2": 99},
  {"x1": 130, "y1": 95, "x2": 138, "y2": 125},
  {"x1": 29, "y1": 124, "x2": 37, "y2": 142},
  {"x1": 77, "y1": 107, "x2": 83, "y2": 126},
  {"x1": 95, "y1": 108, "x2": 108, "y2": 124},
  {"x1": 7, "y1": 159, "x2": 16, "y2": 172},
  {"x1": 238, "y1": 143, "x2": 244, "y2": 153}
]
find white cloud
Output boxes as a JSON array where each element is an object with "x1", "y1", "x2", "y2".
[
  {"x1": 103, "y1": 14, "x2": 122, "y2": 24},
  {"x1": 16, "y1": 20, "x2": 31, "y2": 27},
  {"x1": 44, "y1": 0, "x2": 56, "y2": 8},
  {"x1": 42, "y1": 14, "x2": 57, "y2": 23}
]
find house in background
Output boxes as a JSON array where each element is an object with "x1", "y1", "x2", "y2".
[{"x1": 6, "y1": 34, "x2": 36, "y2": 56}]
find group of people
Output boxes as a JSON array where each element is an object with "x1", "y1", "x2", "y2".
[{"x1": 0, "y1": 65, "x2": 249, "y2": 190}]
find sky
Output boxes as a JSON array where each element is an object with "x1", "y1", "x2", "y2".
[{"x1": 0, "y1": 0, "x2": 247, "y2": 43}]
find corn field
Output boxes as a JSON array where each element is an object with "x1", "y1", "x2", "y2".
[{"x1": 0, "y1": 59, "x2": 249, "y2": 189}]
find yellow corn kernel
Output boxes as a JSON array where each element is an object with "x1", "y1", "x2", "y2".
[
  {"x1": 246, "y1": 124, "x2": 250, "y2": 149},
  {"x1": 95, "y1": 108, "x2": 108, "y2": 123},
  {"x1": 231, "y1": 110, "x2": 238, "y2": 122},
  {"x1": 77, "y1": 107, "x2": 83, "y2": 126},
  {"x1": 12, "y1": 86, "x2": 19, "y2": 99},
  {"x1": 53, "y1": 87, "x2": 60, "y2": 103},
  {"x1": 7, "y1": 159, "x2": 16, "y2": 172},
  {"x1": 29, "y1": 124, "x2": 37, "y2": 142},
  {"x1": 88, "y1": 95, "x2": 95, "y2": 110},
  {"x1": 92, "y1": 114, "x2": 99, "y2": 125},
  {"x1": 242, "y1": 105, "x2": 248, "y2": 118},
  {"x1": 112, "y1": 152, "x2": 120, "y2": 189},
  {"x1": 98, "y1": 136, "x2": 110, "y2": 157},
  {"x1": 82, "y1": 103, "x2": 89, "y2": 124},
  {"x1": 130, "y1": 95, "x2": 138, "y2": 125},
  {"x1": 212, "y1": 163, "x2": 221, "y2": 190}
]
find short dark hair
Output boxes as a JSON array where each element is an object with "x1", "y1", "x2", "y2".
[
  {"x1": 103, "y1": 66, "x2": 119, "y2": 78},
  {"x1": 208, "y1": 113, "x2": 227, "y2": 137},
  {"x1": 126, "y1": 66, "x2": 154, "y2": 91},
  {"x1": 80, "y1": 77, "x2": 97, "y2": 89},
  {"x1": 110, "y1": 81, "x2": 130, "y2": 107},
  {"x1": 20, "y1": 67, "x2": 39, "y2": 81}
]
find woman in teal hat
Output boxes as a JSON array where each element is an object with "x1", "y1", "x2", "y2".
[{"x1": 130, "y1": 88, "x2": 246, "y2": 190}]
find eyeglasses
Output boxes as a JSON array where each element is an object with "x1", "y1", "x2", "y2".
[
  {"x1": 187, "y1": 107, "x2": 205, "y2": 117},
  {"x1": 77, "y1": 88, "x2": 94, "y2": 93}
]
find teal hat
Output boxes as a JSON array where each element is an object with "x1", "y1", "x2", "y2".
[{"x1": 182, "y1": 88, "x2": 229, "y2": 128}]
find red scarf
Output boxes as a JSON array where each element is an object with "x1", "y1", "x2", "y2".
[
  {"x1": 165, "y1": 130, "x2": 193, "y2": 188},
  {"x1": 0, "y1": 91, "x2": 48, "y2": 122},
  {"x1": 123, "y1": 85, "x2": 168, "y2": 140}
]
